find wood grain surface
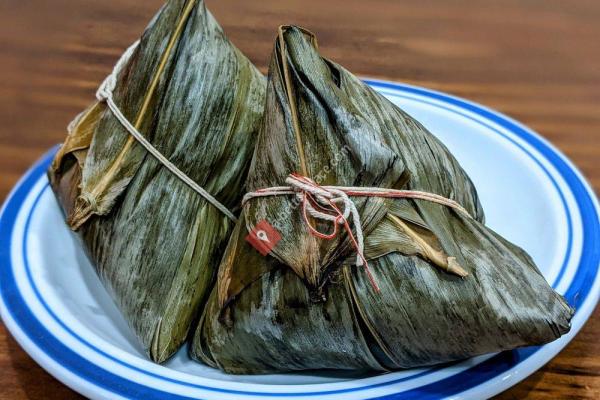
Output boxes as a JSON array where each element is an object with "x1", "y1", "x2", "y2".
[{"x1": 0, "y1": 0, "x2": 598, "y2": 398}]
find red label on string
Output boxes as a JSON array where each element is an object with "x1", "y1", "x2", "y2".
[{"x1": 245, "y1": 220, "x2": 281, "y2": 256}]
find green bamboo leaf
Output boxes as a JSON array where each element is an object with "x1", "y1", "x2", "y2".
[
  {"x1": 192, "y1": 26, "x2": 573, "y2": 374},
  {"x1": 48, "y1": 0, "x2": 266, "y2": 362}
]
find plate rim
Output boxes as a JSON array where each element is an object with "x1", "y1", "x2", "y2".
[{"x1": 1, "y1": 80, "x2": 599, "y2": 399}]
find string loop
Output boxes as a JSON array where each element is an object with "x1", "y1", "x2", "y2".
[{"x1": 76, "y1": 41, "x2": 237, "y2": 222}]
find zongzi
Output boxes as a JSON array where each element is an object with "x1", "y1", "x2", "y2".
[
  {"x1": 48, "y1": 0, "x2": 266, "y2": 362},
  {"x1": 190, "y1": 26, "x2": 573, "y2": 374}
]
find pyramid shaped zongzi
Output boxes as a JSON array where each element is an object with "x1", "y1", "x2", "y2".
[
  {"x1": 191, "y1": 26, "x2": 573, "y2": 374},
  {"x1": 48, "y1": 0, "x2": 266, "y2": 362}
]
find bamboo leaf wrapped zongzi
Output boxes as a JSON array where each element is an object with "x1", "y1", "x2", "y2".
[
  {"x1": 48, "y1": 0, "x2": 266, "y2": 362},
  {"x1": 190, "y1": 26, "x2": 573, "y2": 374}
]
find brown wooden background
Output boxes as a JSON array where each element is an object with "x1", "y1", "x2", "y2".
[{"x1": 1, "y1": 0, "x2": 598, "y2": 398}]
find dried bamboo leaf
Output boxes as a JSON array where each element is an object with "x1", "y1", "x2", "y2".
[
  {"x1": 48, "y1": 0, "x2": 266, "y2": 362},
  {"x1": 194, "y1": 214, "x2": 385, "y2": 373},
  {"x1": 191, "y1": 26, "x2": 573, "y2": 374},
  {"x1": 362, "y1": 214, "x2": 468, "y2": 277}
]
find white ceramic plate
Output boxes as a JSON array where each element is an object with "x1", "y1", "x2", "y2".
[{"x1": 1, "y1": 80, "x2": 599, "y2": 400}]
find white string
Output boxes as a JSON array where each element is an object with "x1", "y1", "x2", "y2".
[
  {"x1": 243, "y1": 174, "x2": 472, "y2": 267},
  {"x1": 87, "y1": 41, "x2": 237, "y2": 222},
  {"x1": 289, "y1": 175, "x2": 365, "y2": 266}
]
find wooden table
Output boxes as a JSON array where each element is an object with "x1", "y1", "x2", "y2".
[{"x1": 0, "y1": 0, "x2": 598, "y2": 398}]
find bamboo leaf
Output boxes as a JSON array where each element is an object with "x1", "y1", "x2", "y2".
[
  {"x1": 192, "y1": 26, "x2": 573, "y2": 374},
  {"x1": 49, "y1": 0, "x2": 266, "y2": 362}
]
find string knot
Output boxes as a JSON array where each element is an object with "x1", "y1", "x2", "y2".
[
  {"x1": 95, "y1": 40, "x2": 139, "y2": 103},
  {"x1": 95, "y1": 75, "x2": 114, "y2": 102},
  {"x1": 285, "y1": 174, "x2": 377, "y2": 289}
]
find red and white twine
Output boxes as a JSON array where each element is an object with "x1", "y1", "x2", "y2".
[{"x1": 242, "y1": 174, "x2": 472, "y2": 292}]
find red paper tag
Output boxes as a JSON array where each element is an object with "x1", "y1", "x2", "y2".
[{"x1": 245, "y1": 220, "x2": 281, "y2": 256}]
